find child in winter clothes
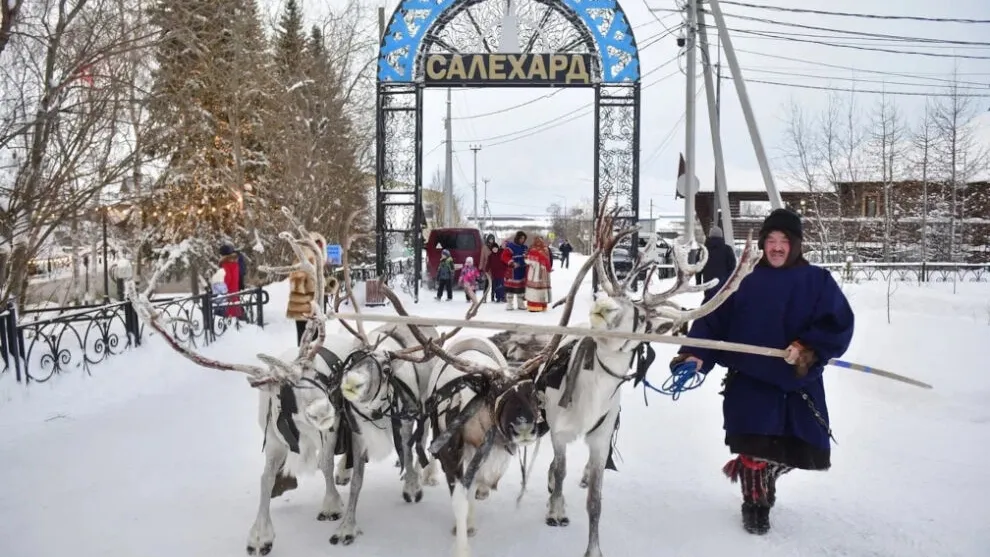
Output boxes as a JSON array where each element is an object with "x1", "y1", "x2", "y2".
[
  {"x1": 459, "y1": 256, "x2": 482, "y2": 302},
  {"x1": 435, "y1": 249, "x2": 454, "y2": 301}
]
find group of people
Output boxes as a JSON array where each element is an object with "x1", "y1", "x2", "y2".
[{"x1": 436, "y1": 231, "x2": 566, "y2": 312}]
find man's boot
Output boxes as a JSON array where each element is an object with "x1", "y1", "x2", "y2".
[{"x1": 724, "y1": 455, "x2": 772, "y2": 535}]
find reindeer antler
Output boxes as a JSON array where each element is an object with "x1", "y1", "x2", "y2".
[
  {"x1": 376, "y1": 281, "x2": 506, "y2": 378},
  {"x1": 126, "y1": 208, "x2": 339, "y2": 390},
  {"x1": 330, "y1": 210, "x2": 374, "y2": 347},
  {"x1": 638, "y1": 229, "x2": 761, "y2": 329}
]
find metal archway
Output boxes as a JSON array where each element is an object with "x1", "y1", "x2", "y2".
[{"x1": 375, "y1": 0, "x2": 642, "y2": 300}]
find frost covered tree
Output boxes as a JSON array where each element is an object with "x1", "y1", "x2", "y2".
[
  {"x1": 144, "y1": 0, "x2": 274, "y2": 264},
  {"x1": 260, "y1": 1, "x2": 375, "y2": 266}
]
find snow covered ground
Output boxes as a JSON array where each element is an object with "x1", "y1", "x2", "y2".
[{"x1": 1, "y1": 254, "x2": 987, "y2": 557}]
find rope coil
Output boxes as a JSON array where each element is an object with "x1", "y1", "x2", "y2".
[{"x1": 642, "y1": 361, "x2": 706, "y2": 401}]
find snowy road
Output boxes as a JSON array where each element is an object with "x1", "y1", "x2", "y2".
[{"x1": 2, "y1": 256, "x2": 987, "y2": 557}]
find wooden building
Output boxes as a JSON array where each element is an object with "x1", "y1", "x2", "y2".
[{"x1": 694, "y1": 180, "x2": 990, "y2": 263}]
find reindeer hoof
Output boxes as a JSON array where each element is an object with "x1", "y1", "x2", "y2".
[
  {"x1": 318, "y1": 511, "x2": 342, "y2": 521},
  {"x1": 474, "y1": 487, "x2": 490, "y2": 500},
  {"x1": 329, "y1": 533, "x2": 356, "y2": 546},
  {"x1": 402, "y1": 489, "x2": 423, "y2": 503},
  {"x1": 451, "y1": 526, "x2": 477, "y2": 537},
  {"x1": 246, "y1": 542, "x2": 272, "y2": 555},
  {"x1": 579, "y1": 478, "x2": 589, "y2": 489},
  {"x1": 335, "y1": 476, "x2": 351, "y2": 487},
  {"x1": 546, "y1": 516, "x2": 570, "y2": 527}
]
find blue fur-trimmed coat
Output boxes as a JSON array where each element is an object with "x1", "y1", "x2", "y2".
[{"x1": 680, "y1": 263, "x2": 855, "y2": 452}]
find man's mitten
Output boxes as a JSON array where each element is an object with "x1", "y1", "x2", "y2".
[
  {"x1": 786, "y1": 341, "x2": 818, "y2": 378},
  {"x1": 669, "y1": 353, "x2": 691, "y2": 372}
]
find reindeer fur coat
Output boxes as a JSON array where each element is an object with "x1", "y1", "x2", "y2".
[
  {"x1": 286, "y1": 232, "x2": 328, "y2": 321},
  {"x1": 679, "y1": 262, "x2": 854, "y2": 468}
]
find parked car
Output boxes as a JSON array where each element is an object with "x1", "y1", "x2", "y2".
[{"x1": 424, "y1": 227, "x2": 483, "y2": 290}]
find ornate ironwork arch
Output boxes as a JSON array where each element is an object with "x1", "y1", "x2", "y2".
[{"x1": 375, "y1": 0, "x2": 642, "y2": 300}]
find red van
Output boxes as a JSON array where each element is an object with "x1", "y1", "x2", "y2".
[{"x1": 425, "y1": 227, "x2": 483, "y2": 289}]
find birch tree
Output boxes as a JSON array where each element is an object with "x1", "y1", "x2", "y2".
[{"x1": 932, "y1": 76, "x2": 987, "y2": 262}]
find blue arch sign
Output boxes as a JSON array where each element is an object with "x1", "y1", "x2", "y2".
[{"x1": 377, "y1": 0, "x2": 641, "y2": 84}]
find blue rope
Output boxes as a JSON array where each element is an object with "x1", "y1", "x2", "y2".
[{"x1": 642, "y1": 362, "x2": 707, "y2": 401}]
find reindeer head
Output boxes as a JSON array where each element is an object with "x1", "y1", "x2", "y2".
[
  {"x1": 588, "y1": 204, "x2": 761, "y2": 347},
  {"x1": 493, "y1": 379, "x2": 543, "y2": 447},
  {"x1": 339, "y1": 350, "x2": 392, "y2": 408},
  {"x1": 588, "y1": 292, "x2": 645, "y2": 353}
]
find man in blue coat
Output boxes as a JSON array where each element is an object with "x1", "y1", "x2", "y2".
[{"x1": 672, "y1": 208, "x2": 855, "y2": 535}]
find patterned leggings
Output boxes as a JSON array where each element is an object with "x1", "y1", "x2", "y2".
[{"x1": 722, "y1": 455, "x2": 793, "y2": 506}]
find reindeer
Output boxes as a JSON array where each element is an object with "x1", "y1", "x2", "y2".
[
  {"x1": 121, "y1": 209, "x2": 362, "y2": 556},
  {"x1": 495, "y1": 205, "x2": 760, "y2": 557},
  {"x1": 373, "y1": 282, "x2": 557, "y2": 557},
  {"x1": 123, "y1": 209, "x2": 441, "y2": 555}
]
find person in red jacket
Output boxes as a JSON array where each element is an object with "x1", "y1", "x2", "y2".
[
  {"x1": 219, "y1": 244, "x2": 245, "y2": 319},
  {"x1": 484, "y1": 234, "x2": 508, "y2": 302}
]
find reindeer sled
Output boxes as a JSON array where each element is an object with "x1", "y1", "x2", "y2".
[{"x1": 122, "y1": 202, "x2": 758, "y2": 557}]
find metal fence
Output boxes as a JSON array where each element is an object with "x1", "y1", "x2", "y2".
[
  {"x1": 0, "y1": 287, "x2": 269, "y2": 384},
  {"x1": 818, "y1": 262, "x2": 990, "y2": 284}
]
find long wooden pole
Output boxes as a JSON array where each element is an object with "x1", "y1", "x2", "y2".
[{"x1": 329, "y1": 312, "x2": 932, "y2": 389}]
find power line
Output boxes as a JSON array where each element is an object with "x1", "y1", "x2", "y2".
[
  {"x1": 454, "y1": 55, "x2": 682, "y2": 143},
  {"x1": 716, "y1": 1, "x2": 990, "y2": 25},
  {"x1": 712, "y1": 11, "x2": 990, "y2": 47},
  {"x1": 722, "y1": 26, "x2": 990, "y2": 61},
  {"x1": 721, "y1": 75, "x2": 990, "y2": 98},
  {"x1": 737, "y1": 66, "x2": 990, "y2": 91},
  {"x1": 451, "y1": 26, "x2": 682, "y2": 121},
  {"x1": 732, "y1": 48, "x2": 990, "y2": 88},
  {"x1": 482, "y1": 68, "x2": 684, "y2": 149}
]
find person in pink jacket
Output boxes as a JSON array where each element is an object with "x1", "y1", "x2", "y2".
[{"x1": 459, "y1": 256, "x2": 482, "y2": 302}]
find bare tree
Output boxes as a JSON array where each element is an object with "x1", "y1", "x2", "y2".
[
  {"x1": 0, "y1": 0, "x2": 21, "y2": 57},
  {"x1": 909, "y1": 101, "x2": 939, "y2": 263},
  {"x1": 0, "y1": 0, "x2": 154, "y2": 306},
  {"x1": 779, "y1": 99, "x2": 833, "y2": 255},
  {"x1": 869, "y1": 91, "x2": 905, "y2": 262},
  {"x1": 932, "y1": 74, "x2": 988, "y2": 262}
]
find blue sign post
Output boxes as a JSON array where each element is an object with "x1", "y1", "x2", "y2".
[{"x1": 326, "y1": 244, "x2": 342, "y2": 266}]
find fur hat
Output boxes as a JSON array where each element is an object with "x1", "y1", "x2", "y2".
[
  {"x1": 758, "y1": 208, "x2": 802, "y2": 249},
  {"x1": 708, "y1": 226, "x2": 723, "y2": 239}
]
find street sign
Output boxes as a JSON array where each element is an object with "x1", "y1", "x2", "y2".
[{"x1": 326, "y1": 244, "x2": 342, "y2": 266}]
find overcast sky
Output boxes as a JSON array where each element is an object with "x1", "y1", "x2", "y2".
[{"x1": 270, "y1": 0, "x2": 990, "y2": 218}]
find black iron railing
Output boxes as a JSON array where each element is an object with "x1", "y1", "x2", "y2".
[
  {"x1": 819, "y1": 262, "x2": 990, "y2": 283},
  {"x1": 0, "y1": 287, "x2": 269, "y2": 384}
]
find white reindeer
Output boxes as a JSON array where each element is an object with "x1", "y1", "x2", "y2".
[
  {"x1": 491, "y1": 205, "x2": 759, "y2": 557},
  {"x1": 323, "y1": 276, "x2": 493, "y2": 546},
  {"x1": 123, "y1": 209, "x2": 438, "y2": 555},
  {"x1": 376, "y1": 283, "x2": 550, "y2": 557}
]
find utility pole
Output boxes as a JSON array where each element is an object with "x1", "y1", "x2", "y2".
[
  {"x1": 482, "y1": 177, "x2": 491, "y2": 230},
  {"x1": 444, "y1": 88, "x2": 454, "y2": 226},
  {"x1": 706, "y1": 0, "x2": 783, "y2": 209},
  {"x1": 683, "y1": 0, "x2": 699, "y2": 247},
  {"x1": 470, "y1": 144, "x2": 481, "y2": 225},
  {"x1": 698, "y1": 7, "x2": 734, "y2": 247}
]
